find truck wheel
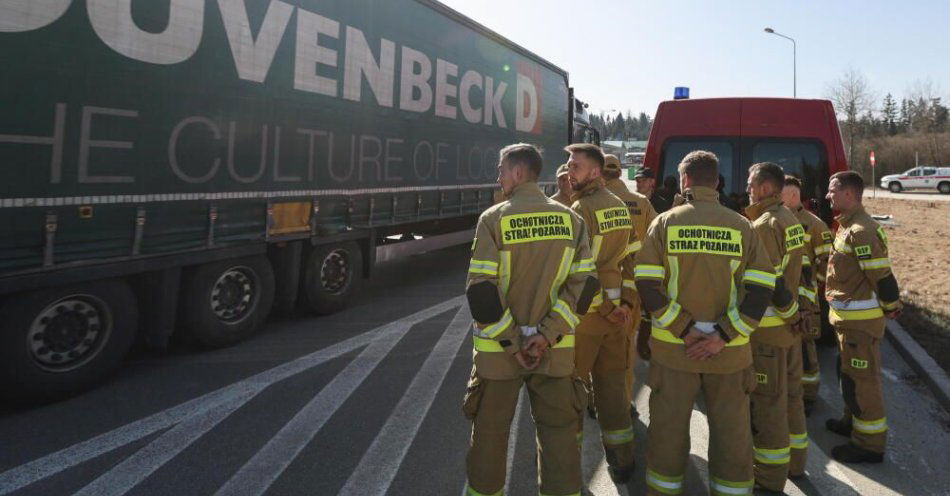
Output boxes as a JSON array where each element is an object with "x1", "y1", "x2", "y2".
[
  {"x1": 182, "y1": 256, "x2": 275, "y2": 348},
  {"x1": 938, "y1": 182, "x2": 950, "y2": 194},
  {"x1": 0, "y1": 280, "x2": 137, "y2": 403},
  {"x1": 888, "y1": 182, "x2": 902, "y2": 193},
  {"x1": 300, "y1": 241, "x2": 363, "y2": 315}
]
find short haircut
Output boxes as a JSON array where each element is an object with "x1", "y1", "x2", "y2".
[
  {"x1": 677, "y1": 150, "x2": 719, "y2": 187},
  {"x1": 830, "y1": 170, "x2": 865, "y2": 197},
  {"x1": 500, "y1": 143, "x2": 543, "y2": 178},
  {"x1": 749, "y1": 162, "x2": 785, "y2": 192},
  {"x1": 564, "y1": 143, "x2": 605, "y2": 169},
  {"x1": 784, "y1": 175, "x2": 803, "y2": 189},
  {"x1": 604, "y1": 168, "x2": 621, "y2": 179}
]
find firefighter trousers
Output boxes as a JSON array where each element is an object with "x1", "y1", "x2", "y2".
[
  {"x1": 575, "y1": 313, "x2": 635, "y2": 470},
  {"x1": 802, "y1": 337, "x2": 821, "y2": 402},
  {"x1": 463, "y1": 370, "x2": 585, "y2": 496},
  {"x1": 835, "y1": 321, "x2": 887, "y2": 453},
  {"x1": 645, "y1": 362, "x2": 755, "y2": 496},
  {"x1": 751, "y1": 336, "x2": 808, "y2": 490},
  {"x1": 623, "y1": 300, "x2": 643, "y2": 409}
]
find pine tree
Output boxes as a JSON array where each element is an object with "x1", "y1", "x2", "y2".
[{"x1": 881, "y1": 93, "x2": 898, "y2": 136}]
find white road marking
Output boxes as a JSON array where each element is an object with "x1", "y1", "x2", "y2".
[
  {"x1": 72, "y1": 389, "x2": 258, "y2": 496},
  {"x1": 0, "y1": 297, "x2": 463, "y2": 495},
  {"x1": 214, "y1": 320, "x2": 417, "y2": 496},
  {"x1": 339, "y1": 305, "x2": 471, "y2": 496}
]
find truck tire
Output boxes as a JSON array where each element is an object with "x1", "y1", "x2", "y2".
[
  {"x1": 300, "y1": 241, "x2": 363, "y2": 315},
  {"x1": 181, "y1": 256, "x2": 275, "y2": 348},
  {"x1": 938, "y1": 182, "x2": 950, "y2": 194},
  {"x1": 888, "y1": 182, "x2": 902, "y2": 193},
  {"x1": 0, "y1": 279, "x2": 138, "y2": 403}
]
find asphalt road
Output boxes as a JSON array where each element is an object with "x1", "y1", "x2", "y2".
[
  {"x1": 864, "y1": 189, "x2": 950, "y2": 201},
  {"x1": 1, "y1": 245, "x2": 949, "y2": 496}
]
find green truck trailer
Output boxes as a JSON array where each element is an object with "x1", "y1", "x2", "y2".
[{"x1": 0, "y1": 0, "x2": 596, "y2": 401}]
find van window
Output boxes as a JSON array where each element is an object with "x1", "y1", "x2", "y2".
[
  {"x1": 907, "y1": 169, "x2": 921, "y2": 177},
  {"x1": 662, "y1": 139, "x2": 736, "y2": 193},
  {"x1": 750, "y1": 141, "x2": 825, "y2": 201},
  {"x1": 922, "y1": 168, "x2": 936, "y2": 176}
]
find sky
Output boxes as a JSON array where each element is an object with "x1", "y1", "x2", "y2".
[{"x1": 439, "y1": 0, "x2": 950, "y2": 118}]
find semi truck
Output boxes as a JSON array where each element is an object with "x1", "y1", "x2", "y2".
[{"x1": 0, "y1": 0, "x2": 593, "y2": 401}]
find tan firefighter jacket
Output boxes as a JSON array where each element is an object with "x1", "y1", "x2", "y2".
[
  {"x1": 745, "y1": 196, "x2": 805, "y2": 348},
  {"x1": 605, "y1": 178, "x2": 657, "y2": 307},
  {"x1": 571, "y1": 178, "x2": 634, "y2": 319},
  {"x1": 635, "y1": 186, "x2": 776, "y2": 373},
  {"x1": 825, "y1": 205, "x2": 901, "y2": 335},
  {"x1": 466, "y1": 182, "x2": 596, "y2": 380},
  {"x1": 792, "y1": 205, "x2": 832, "y2": 313}
]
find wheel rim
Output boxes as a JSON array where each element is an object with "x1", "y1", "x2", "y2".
[
  {"x1": 27, "y1": 294, "x2": 112, "y2": 372},
  {"x1": 941, "y1": 184, "x2": 950, "y2": 193},
  {"x1": 210, "y1": 266, "x2": 259, "y2": 323},
  {"x1": 320, "y1": 249, "x2": 351, "y2": 295}
]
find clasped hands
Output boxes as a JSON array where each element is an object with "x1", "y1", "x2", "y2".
[
  {"x1": 515, "y1": 334, "x2": 550, "y2": 370},
  {"x1": 683, "y1": 327, "x2": 726, "y2": 361}
]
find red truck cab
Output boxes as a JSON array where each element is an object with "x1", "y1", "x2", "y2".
[{"x1": 643, "y1": 97, "x2": 848, "y2": 224}]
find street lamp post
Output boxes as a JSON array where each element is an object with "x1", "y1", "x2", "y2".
[{"x1": 764, "y1": 27, "x2": 796, "y2": 98}]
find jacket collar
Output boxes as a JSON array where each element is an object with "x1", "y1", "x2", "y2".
[
  {"x1": 572, "y1": 177, "x2": 605, "y2": 201},
  {"x1": 744, "y1": 195, "x2": 783, "y2": 220},
  {"x1": 508, "y1": 182, "x2": 545, "y2": 201},
  {"x1": 835, "y1": 204, "x2": 867, "y2": 227},
  {"x1": 681, "y1": 186, "x2": 719, "y2": 204}
]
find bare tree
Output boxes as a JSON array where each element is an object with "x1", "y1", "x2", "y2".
[
  {"x1": 826, "y1": 69, "x2": 876, "y2": 169},
  {"x1": 905, "y1": 78, "x2": 946, "y2": 164}
]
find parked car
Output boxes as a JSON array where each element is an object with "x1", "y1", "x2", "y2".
[{"x1": 879, "y1": 167, "x2": 950, "y2": 193}]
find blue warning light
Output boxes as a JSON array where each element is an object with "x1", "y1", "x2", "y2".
[{"x1": 674, "y1": 87, "x2": 690, "y2": 100}]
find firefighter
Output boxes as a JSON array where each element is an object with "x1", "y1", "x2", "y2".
[
  {"x1": 824, "y1": 171, "x2": 901, "y2": 464},
  {"x1": 744, "y1": 162, "x2": 809, "y2": 489},
  {"x1": 463, "y1": 143, "x2": 598, "y2": 496},
  {"x1": 566, "y1": 144, "x2": 637, "y2": 483},
  {"x1": 636, "y1": 151, "x2": 775, "y2": 496},
  {"x1": 782, "y1": 175, "x2": 833, "y2": 416},
  {"x1": 603, "y1": 154, "x2": 657, "y2": 420},
  {"x1": 551, "y1": 163, "x2": 573, "y2": 206}
]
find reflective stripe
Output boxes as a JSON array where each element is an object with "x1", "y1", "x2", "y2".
[
  {"x1": 853, "y1": 416, "x2": 888, "y2": 434},
  {"x1": 859, "y1": 258, "x2": 891, "y2": 270},
  {"x1": 790, "y1": 432, "x2": 809, "y2": 450},
  {"x1": 804, "y1": 233, "x2": 812, "y2": 242},
  {"x1": 553, "y1": 299, "x2": 580, "y2": 329},
  {"x1": 473, "y1": 336, "x2": 503, "y2": 352},
  {"x1": 727, "y1": 259, "x2": 754, "y2": 336},
  {"x1": 499, "y1": 251, "x2": 511, "y2": 295},
  {"x1": 591, "y1": 235, "x2": 604, "y2": 261},
  {"x1": 465, "y1": 483, "x2": 502, "y2": 496},
  {"x1": 801, "y1": 254, "x2": 812, "y2": 266},
  {"x1": 834, "y1": 239, "x2": 852, "y2": 253},
  {"x1": 623, "y1": 279, "x2": 637, "y2": 290},
  {"x1": 646, "y1": 469, "x2": 684, "y2": 495},
  {"x1": 468, "y1": 259, "x2": 499, "y2": 275},
  {"x1": 625, "y1": 240, "x2": 642, "y2": 256},
  {"x1": 815, "y1": 243, "x2": 832, "y2": 255},
  {"x1": 829, "y1": 297, "x2": 880, "y2": 310},
  {"x1": 710, "y1": 477, "x2": 754, "y2": 496},
  {"x1": 801, "y1": 373, "x2": 820, "y2": 384},
  {"x1": 570, "y1": 258, "x2": 595, "y2": 274},
  {"x1": 552, "y1": 334, "x2": 575, "y2": 349},
  {"x1": 474, "y1": 309, "x2": 513, "y2": 339},
  {"x1": 830, "y1": 306, "x2": 885, "y2": 320},
  {"x1": 778, "y1": 300, "x2": 799, "y2": 319},
  {"x1": 549, "y1": 247, "x2": 574, "y2": 307},
  {"x1": 656, "y1": 301, "x2": 681, "y2": 328},
  {"x1": 754, "y1": 446, "x2": 791, "y2": 464},
  {"x1": 602, "y1": 426, "x2": 634, "y2": 445},
  {"x1": 799, "y1": 286, "x2": 817, "y2": 304},
  {"x1": 760, "y1": 304, "x2": 797, "y2": 327},
  {"x1": 742, "y1": 269, "x2": 776, "y2": 288},
  {"x1": 652, "y1": 327, "x2": 749, "y2": 347},
  {"x1": 634, "y1": 264, "x2": 666, "y2": 279}
]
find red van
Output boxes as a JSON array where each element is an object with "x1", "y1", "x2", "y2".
[{"x1": 642, "y1": 96, "x2": 848, "y2": 224}]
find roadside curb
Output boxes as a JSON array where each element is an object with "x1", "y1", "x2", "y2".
[{"x1": 885, "y1": 319, "x2": 950, "y2": 413}]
